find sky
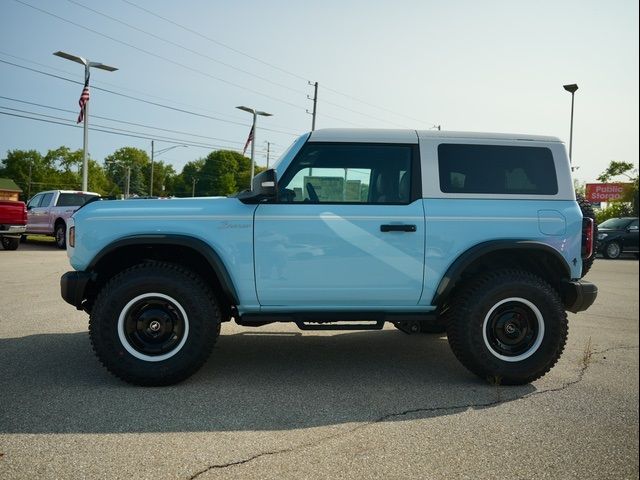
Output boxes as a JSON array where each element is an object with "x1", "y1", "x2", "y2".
[{"x1": 0, "y1": 0, "x2": 638, "y2": 185}]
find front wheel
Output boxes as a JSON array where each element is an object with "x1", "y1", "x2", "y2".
[
  {"x1": 89, "y1": 262, "x2": 221, "y2": 386},
  {"x1": 603, "y1": 241, "x2": 621, "y2": 259},
  {"x1": 446, "y1": 270, "x2": 567, "y2": 385}
]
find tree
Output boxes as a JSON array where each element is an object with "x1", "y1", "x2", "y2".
[
  {"x1": 104, "y1": 147, "x2": 150, "y2": 197},
  {"x1": 596, "y1": 160, "x2": 639, "y2": 218}
]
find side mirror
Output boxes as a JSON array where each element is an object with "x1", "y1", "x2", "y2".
[{"x1": 237, "y1": 169, "x2": 278, "y2": 204}]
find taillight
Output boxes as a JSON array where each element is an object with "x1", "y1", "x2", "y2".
[
  {"x1": 69, "y1": 226, "x2": 75, "y2": 248},
  {"x1": 581, "y1": 218, "x2": 594, "y2": 259}
]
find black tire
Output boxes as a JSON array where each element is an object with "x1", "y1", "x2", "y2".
[
  {"x1": 603, "y1": 241, "x2": 622, "y2": 259},
  {"x1": 1, "y1": 236, "x2": 20, "y2": 250},
  {"x1": 89, "y1": 262, "x2": 221, "y2": 386},
  {"x1": 446, "y1": 269, "x2": 567, "y2": 385},
  {"x1": 55, "y1": 222, "x2": 66, "y2": 249},
  {"x1": 576, "y1": 193, "x2": 597, "y2": 277}
]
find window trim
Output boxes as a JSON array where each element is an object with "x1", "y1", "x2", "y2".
[
  {"x1": 437, "y1": 143, "x2": 559, "y2": 196},
  {"x1": 276, "y1": 141, "x2": 422, "y2": 205}
]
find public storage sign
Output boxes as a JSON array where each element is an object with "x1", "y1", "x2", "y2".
[{"x1": 585, "y1": 183, "x2": 633, "y2": 202}]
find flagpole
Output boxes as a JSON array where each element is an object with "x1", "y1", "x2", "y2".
[
  {"x1": 250, "y1": 110, "x2": 257, "y2": 189},
  {"x1": 82, "y1": 63, "x2": 89, "y2": 192},
  {"x1": 53, "y1": 51, "x2": 118, "y2": 193},
  {"x1": 236, "y1": 106, "x2": 273, "y2": 190}
]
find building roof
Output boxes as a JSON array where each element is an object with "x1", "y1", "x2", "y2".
[{"x1": 0, "y1": 178, "x2": 23, "y2": 192}]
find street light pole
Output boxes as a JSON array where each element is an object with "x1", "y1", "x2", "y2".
[
  {"x1": 563, "y1": 83, "x2": 578, "y2": 162},
  {"x1": 236, "y1": 106, "x2": 273, "y2": 189},
  {"x1": 150, "y1": 143, "x2": 187, "y2": 196},
  {"x1": 53, "y1": 51, "x2": 117, "y2": 192}
]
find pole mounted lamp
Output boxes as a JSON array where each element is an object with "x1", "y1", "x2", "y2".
[
  {"x1": 150, "y1": 142, "x2": 187, "y2": 196},
  {"x1": 236, "y1": 106, "x2": 273, "y2": 189},
  {"x1": 563, "y1": 83, "x2": 578, "y2": 163},
  {"x1": 53, "y1": 51, "x2": 117, "y2": 192}
]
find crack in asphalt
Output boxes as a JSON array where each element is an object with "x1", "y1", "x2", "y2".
[{"x1": 188, "y1": 344, "x2": 638, "y2": 479}]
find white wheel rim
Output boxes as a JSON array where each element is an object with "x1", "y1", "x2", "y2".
[
  {"x1": 117, "y1": 292, "x2": 190, "y2": 362},
  {"x1": 482, "y1": 297, "x2": 545, "y2": 362}
]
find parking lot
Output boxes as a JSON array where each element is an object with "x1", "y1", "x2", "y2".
[{"x1": 0, "y1": 243, "x2": 638, "y2": 480}]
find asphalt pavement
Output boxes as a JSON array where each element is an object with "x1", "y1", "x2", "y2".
[{"x1": 0, "y1": 243, "x2": 638, "y2": 479}]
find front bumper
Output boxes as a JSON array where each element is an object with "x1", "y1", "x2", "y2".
[
  {"x1": 60, "y1": 271, "x2": 92, "y2": 310},
  {"x1": 562, "y1": 279, "x2": 598, "y2": 313}
]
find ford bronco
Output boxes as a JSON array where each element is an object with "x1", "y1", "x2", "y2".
[{"x1": 61, "y1": 129, "x2": 598, "y2": 386}]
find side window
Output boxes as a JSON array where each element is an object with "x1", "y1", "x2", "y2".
[
  {"x1": 27, "y1": 194, "x2": 43, "y2": 208},
  {"x1": 40, "y1": 193, "x2": 54, "y2": 207},
  {"x1": 279, "y1": 143, "x2": 413, "y2": 204},
  {"x1": 438, "y1": 144, "x2": 558, "y2": 195},
  {"x1": 56, "y1": 193, "x2": 94, "y2": 207}
]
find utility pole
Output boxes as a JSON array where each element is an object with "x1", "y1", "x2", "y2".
[
  {"x1": 53, "y1": 51, "x2": 117, "y2": 192},
  {"x1": 307, "y1": 81, "x2": 318, "y2": 131},
  {"x1": 27, "y1": 162, "x2": 32, "y2": 199},
  {"x1": 124, "y1": 166, "x2": 131, "y2": 198},
  {"x1": 150, "y1": 140, "x2": 154, "y2": 196},
  {"x1": 266, "y1": 142, "x2": 271, "y2": 169},
  {"x1": 191, "y1": 177, "x2": 198, "y2": 197}
]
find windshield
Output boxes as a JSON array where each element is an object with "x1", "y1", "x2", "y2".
[{"x1": 599, "y1": 218, "x2": 633, "y2": 229}]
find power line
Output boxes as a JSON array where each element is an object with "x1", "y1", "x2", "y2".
[
  {"x1": 0, "y1": 58, "x2": 300, "y2": 136},
  {"x1": 0, "y1": 108, "x2": 241, "y2": 151},
  {"x1": 0, "y1": 95, "x2": 244, "y2": 147},
  {"x1": 13, "y1": 0, "x2": 307, "y2": 111},
  {"x1": 66, "y1": 0, "x2": 309, "y2": 97},
  {"x1": 120, "y1": 0, "x2": 311, "y2": 83},
  {"x1": 0, "y1": 50, "x2": 286, "y2": 127},
  {"x1": 120, "y1": 0, "x2": 434, "y2": 126}
]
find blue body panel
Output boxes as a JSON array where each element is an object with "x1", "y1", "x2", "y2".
[
  {"x1": 253, "y1": 201, "x2": 426, "y2": 308},
  {"x1": 420, "y1": 198, "x2": 583, "y2": 305},
  {"x1": 70, "y1": 197, "x2": 260, "y2": 309}
]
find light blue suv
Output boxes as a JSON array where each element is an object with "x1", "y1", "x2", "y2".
[{"x1": 61, "y1": 129, "x2": 597, "y2": 386}]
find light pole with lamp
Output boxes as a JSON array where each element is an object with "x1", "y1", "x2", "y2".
[
  {"x1": 150, "y1": 141, "x2": 187, "y2": 196},
  {"x1": 563, "y1": 83, "x2": 578, "y2": 163},
  {"x1": 53, "y1": 51, "x2": 117, "y2": 192},
  {"x1": 236, "y1": 106, "x2": 273, "y2": 189}
]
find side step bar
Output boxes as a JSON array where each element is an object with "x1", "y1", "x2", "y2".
[{"x1": 295, "y1": 321, "x2": 385, "y2": 331}]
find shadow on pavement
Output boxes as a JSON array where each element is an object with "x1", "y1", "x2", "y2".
[{"x1": 0, "y1": 328, "x2": 535, "y2": 434}]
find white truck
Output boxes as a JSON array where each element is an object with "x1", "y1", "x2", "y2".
[{"x1": 26, "y1": 190, "x2": 99, "y2": 248}]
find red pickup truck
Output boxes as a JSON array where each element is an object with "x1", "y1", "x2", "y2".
[{"x1": 0, "y1": 200, "x2": 27, "y2": 250}]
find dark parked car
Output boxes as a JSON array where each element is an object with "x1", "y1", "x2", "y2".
[{"x1": 597, "y1": 217, "x2": 639, "y2": 259}]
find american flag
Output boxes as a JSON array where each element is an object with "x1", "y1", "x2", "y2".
[
  {"x1": 242, "y1": 125, "x2": 254, "y2": 156},
  {"x1": 77, "y1": 73, "x2": 90, "y2": 124}
]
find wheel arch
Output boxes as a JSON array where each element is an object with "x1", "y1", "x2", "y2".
[
  {"x1": 432, "y1": 240, "x2": 572, "y2": 307},
  {"x1": 85, "y1": 234, "x2": 239, "y2": 315}
]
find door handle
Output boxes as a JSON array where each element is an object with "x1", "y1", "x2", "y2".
[{"x1": 380, "y1": 224, "x2": 417, "y2": 232}]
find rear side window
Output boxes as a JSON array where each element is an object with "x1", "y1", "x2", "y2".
[
  {"x1": 56, "y1": 193, "x2": 96, "y2": 207},
  {"x1": 438, "y1": 144, "x2": 558, "y2": 195}
]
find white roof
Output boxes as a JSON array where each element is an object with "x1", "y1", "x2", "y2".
[{"x1": 308, "y1": 128, "x2": 561, "y2": 144}]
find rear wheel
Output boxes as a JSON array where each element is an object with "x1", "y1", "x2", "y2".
[
  {"x1": 446, "y1": 269, "x2": 567, "y2": 385},
  {"x1": 1, "y1": 236, "x2": 20, "y2": 250},
  {"x1": 55, "y1": 223, "x2": 66, "y2": 249},
  {"x1": 89, "y1": 262, "x2": 221, "y2": 386},
  {"x1": 603, "y1": 241, "x2": 622, "y2": 259}
]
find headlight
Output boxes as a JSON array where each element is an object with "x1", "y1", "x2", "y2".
[{"x1": 597, "y1": 233, "x2": 608, "y2": 240}]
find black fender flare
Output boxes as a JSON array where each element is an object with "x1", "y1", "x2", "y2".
[
  {"x1": 431, "y1": 240, "x2": 572, "y2": 305},
  {"x1": 88, "y1": 234, "x2": 239, "y2": 304}
]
